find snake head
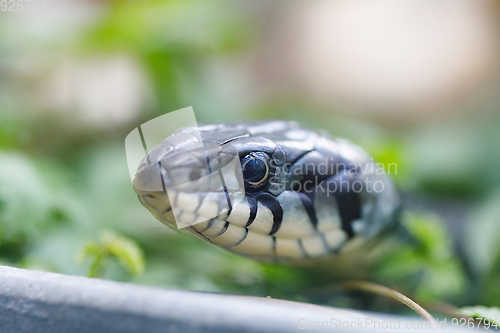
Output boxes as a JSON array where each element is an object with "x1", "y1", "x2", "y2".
[
  {"x1": 133, "y1": 121, "x2": 400, "y2": 263},
  {"x1": 133, "y1": 135, "x2": 246, "y2": 230}
]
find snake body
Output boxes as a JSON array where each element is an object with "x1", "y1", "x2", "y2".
[{"x1": 133, "y1": 120, "x2": 400, "y2": 263}]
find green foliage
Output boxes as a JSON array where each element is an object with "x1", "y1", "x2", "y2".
[
  {"x1": 404, "y1": 124, "x2": 491, "y2": 197},
  {"x1": 375, "y1": 213, "x2": 466, "y2": 302},
  {"x1": 463, "y1": 193, "x2": 500, "y2": 277},
  {"x1": 0, "y1": 152, "x2": 74, "y2": 249},
  {"x1": 461, "y1": 192, "x2": 500, "y2": 306},
  {"x1": 80, "y1": 231, "x2": 145, "y2": 279},
  {"x1": 79, "y1": 0, "x2": 252, "y2": 114}
]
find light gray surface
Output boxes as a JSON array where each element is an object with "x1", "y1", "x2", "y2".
[{"x1": 0, "y1": 266, "x2": 480, "y2": 332}]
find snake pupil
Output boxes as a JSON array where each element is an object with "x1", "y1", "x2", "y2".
[{"x1": 241, "y1": 152, "x2": 269, "y2": 186}]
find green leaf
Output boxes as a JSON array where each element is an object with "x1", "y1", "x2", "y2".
[
  {"x1": 456, "y1": 306, "x2": 500, "y2": 326},
  {"x1": 79, "y1": 231, "x2": 145, "y2": 278},
  {"x1": 103, "y1": 231, "x2": 145, "y2": 276},
  {"x1": 80, "y1": 243, "x2": 104, "y2": 278}
]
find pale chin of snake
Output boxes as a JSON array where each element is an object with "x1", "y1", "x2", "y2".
[
  {"x1": 132, "y1": 120, "x2": 401, "y2": 264},
  {"x1": 137, "y1": 187, "x2": 354, "y2": 263}
]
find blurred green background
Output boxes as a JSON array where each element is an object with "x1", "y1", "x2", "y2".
[{"x1": 1, "y1": 0, "x2": 500, "y2": 315}]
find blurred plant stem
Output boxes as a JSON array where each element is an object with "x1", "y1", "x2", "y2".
[{"x1": 342, "y1": 280, "x2": 438, "y2": 329}]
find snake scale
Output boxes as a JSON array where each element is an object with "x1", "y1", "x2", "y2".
[{"x1": 133, "y1": 120, "x2": 401, "y2": 264}]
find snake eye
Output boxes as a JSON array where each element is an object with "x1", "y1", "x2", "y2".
[{"x1": 241, "y1": 152, "x2": 270, "y2": 188}]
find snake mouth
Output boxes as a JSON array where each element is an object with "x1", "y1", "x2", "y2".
[{"x1": 137, "y1": 188, "x2": 245, "y2": 228}]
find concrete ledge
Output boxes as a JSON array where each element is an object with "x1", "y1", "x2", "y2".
[{"x1": 0, "y1": 266, "x2": 478, "y2": 332}]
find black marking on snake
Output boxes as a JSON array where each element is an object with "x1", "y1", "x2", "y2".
[
  {"x1": 161, "y1": 165, "x2": 179, "y2": 208},
  {"x1": 191, "y1": 193, "x2": 203, "y2": 213},
  {"x1": 231, "y1": 228, "x2": 249, "y2": 246},
  {"x1": 190, "y1": 226, "x2": 216, "y2": 244},
  {"x1": 200, "y1": 218, "x2": 215, "y2": 232},
  {"x1": 162, "y1": 206, "x2": 172, "y2": 213},
  {"x1": 255, "y1": 192, "x2": 283, "y2": 235},
  {"x1": 221, "y1": 134, "x2": 250, "y2": 145},
  {"x1": 204, "y1": 148, "x2": 212, "y2": 175},
  {"x1": 297, "y1": 239, "x2": 308, "y2": 258},
  {"x1": 245, "y1": 195, "x2": 258, "y2": 227},
  {"x1": 158, "y1": 162, "x2": 166, "y2": 192},
  {"x1": 217, "y1": 153, "x2": 233, "y2": 216},
  {"x1": 140, "y1": 194, "x2": 160, "y2": 212},
  {"x1": 329, "y1": 173, "x2": 362, "y2": 238},
  {"x1": 319, "y1": 233, "x2": 330, "y2": 252},
  {"x1": 297, "y1": 191, "x2": 318, "y2": 230},
  {"x1": 138, "y1": 195, "x2": 147, "y2": 209},
  {"x1": 214, "y1": 221, "x2": 230, "y2": 238},
  {"x1": 221, "y1": 187, "x2": 232, "y2": 216}
]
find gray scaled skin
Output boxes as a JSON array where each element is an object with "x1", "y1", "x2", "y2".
[{"x1": 133, "y1": 120, "x2": 401, "y2": 265}]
